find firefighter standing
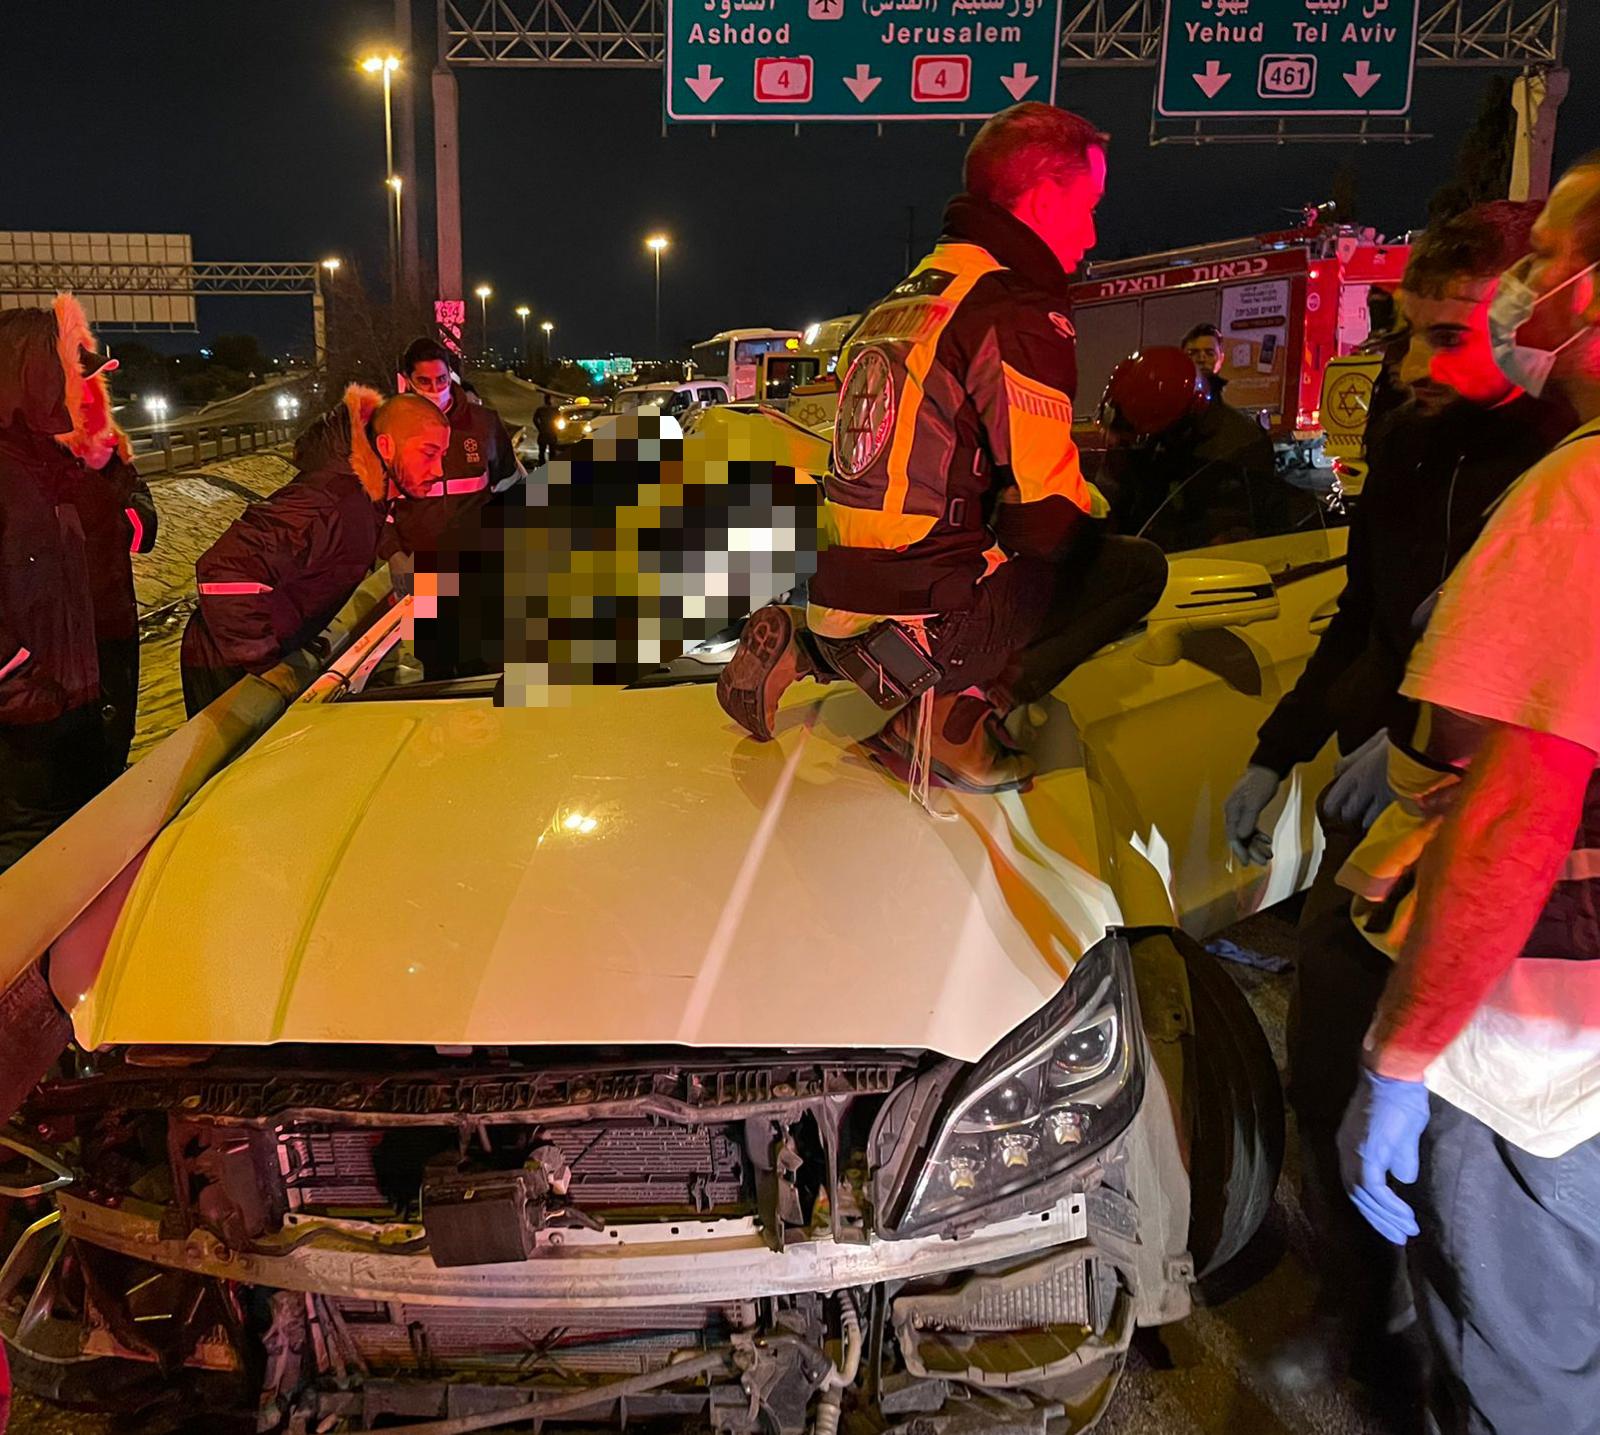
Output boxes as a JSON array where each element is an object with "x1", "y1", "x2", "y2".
[
  {"x1": 179, "y1": 390, "x2": 448, "y2": 715},
  {"x1": 717, "y1": 103, "x2": 1167, "y2": 790}
]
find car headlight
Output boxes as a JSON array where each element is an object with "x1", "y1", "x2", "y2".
[
  {"x1": 889, "y1": 935, "x2": 1142, "y2": 1236},
  {"x1": 556, "y1": 417, "x2": 567, "y2": 430}
]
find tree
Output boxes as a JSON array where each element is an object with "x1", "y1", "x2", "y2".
[
  {"x1": 320, "y1": 260, "x2": 434, "y2": 395},
  {"x1": 1429, "y1": 77, "x2": 1515, "y2": 223}
]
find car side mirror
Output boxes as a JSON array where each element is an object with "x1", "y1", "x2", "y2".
[{"x1": 1137, "y1": 557, "x2": 1280, "y2": 666}]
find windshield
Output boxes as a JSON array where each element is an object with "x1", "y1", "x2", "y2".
[{"x1": 690, "y1": 343, "x2": 730, "y2": 379}]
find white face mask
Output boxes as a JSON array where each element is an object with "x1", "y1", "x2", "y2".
[{"x1": 1488, "y1": 261, "x2": 1598, "y2": 397}]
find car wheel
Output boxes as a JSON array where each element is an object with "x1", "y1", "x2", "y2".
[{"x1": 1174, "y1": 932, "x2": 1285, "y2": 1281}]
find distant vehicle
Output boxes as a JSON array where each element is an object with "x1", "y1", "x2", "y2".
[
  {"x1": 758, "y1": 314, "x2": 859, "y2": 429},
  {"x1": 552, "y1": 400, "x2": 610, "y2": 446},
  {"x1": 615, "y1": 380, "x2": 731, "y2": 418},
  {"x1": 688, "y1": 327, "x2": 803, "y2": 400}
]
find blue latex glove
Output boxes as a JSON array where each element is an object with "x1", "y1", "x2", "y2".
[{"x1": 1338, "y1": 1069, "x2": 1430, "y2": 1245}]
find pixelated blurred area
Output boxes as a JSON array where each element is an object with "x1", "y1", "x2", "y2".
[{"x1": 412, "y1": 413, "x2": 820, "y2": 702}]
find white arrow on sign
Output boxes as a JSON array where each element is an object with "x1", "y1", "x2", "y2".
[
  {"x1": 685, "y1": 64, "x2": 724, "y2": 102},
  {"x1": 1344, "y1": 59, "x2": 1381, "y2": 98},
  {"x1": 1192, "y1": 59, "x2": 1231, "y2": 98},
  {"x1": 1000, "y1": 62, "x2": 1038, "y2": 101},
  {"x1": 843, "y1": 63, "x2": 881, "y2": 102}
]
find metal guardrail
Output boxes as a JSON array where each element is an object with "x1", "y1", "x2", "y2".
[{"x1": 133, "y1": 418, "x2": 297, "y2": 474}]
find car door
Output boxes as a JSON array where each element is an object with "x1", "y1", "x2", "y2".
[{"x1": 1057, "y1": 466, "x2": 1348, "y2": 936}]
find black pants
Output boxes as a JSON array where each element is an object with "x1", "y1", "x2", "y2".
[
  {"x1": 182, "y1": 661, "x2": 248, "y2": 719},
  {"x1": 1413, "y1": 1096, "x2": 1600, "y2": 1434},
  {"x1": 0, "y1": 705, "x2": 104, "y2": 875},
  {"x1": 1286, "y1": 809, "x2": 1414, "y2": 1353},
  {"x1": 96, "y1": 636, "x2": 140, "y2": 785},
  {"x1": 537, "y1": 437, "x2": 555, "y2": 463},
  {"x1": 930, "y1": 533, "x2": 1169, "y2": 708}
]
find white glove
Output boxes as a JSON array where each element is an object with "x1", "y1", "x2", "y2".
[
  {"x1": 1224, "y1": 764, "x2": 1281, "y2": 866},
  {"x1": 1324, "y1": 730, "x2": 1394, "y2": 831}
]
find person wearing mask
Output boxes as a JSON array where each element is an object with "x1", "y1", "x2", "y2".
[
  {"x1": 715, "y1": 103, "x2": 1167, "y2": 791},
  {"x1": 532, "y1": 391, "x2": 561, "y2": 463},
  {"x1": 0, "y1": 296, "x2": 111, "y2": 872},
  {"x1": 1181, "y1": 321, "x2": 1227, "y2": 400},
  {"x1": 392, "y1": 339, "x2": 521, "y2": 558},
  {"x1": 57, "y1": 354, "x2": 158, "y2": 785},
  {"x1": 1095, "y1": 344, "x2": 1278, "y2": 543},
  {"x1": 1221, "y1": 201, "x2": 1570, "y2": 1401},
  {"x1": 1337, "y1": 156, "x2": 1600, "y2": 1433},
  {"x1": 179, "y1": 389, "x2": 448, "y2": 716}
]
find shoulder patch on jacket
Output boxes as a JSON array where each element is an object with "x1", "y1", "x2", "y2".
[{"x1": 1048, "y1": 312, "x2": 1075, "y2": 339}]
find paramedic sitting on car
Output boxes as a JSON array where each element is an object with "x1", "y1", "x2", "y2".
[
  {"x1": 1338, "y1": 157, "x2": 1600, "y2": 1434},
  {"x1": 716, "y1": 103, "x2": 1167, "y2": 793}
]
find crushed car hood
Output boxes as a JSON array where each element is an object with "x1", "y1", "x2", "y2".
[{"x1": 73, "y1": 684, "x2": 1124, "y2": 1060}]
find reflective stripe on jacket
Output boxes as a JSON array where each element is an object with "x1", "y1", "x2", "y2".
[{"x1": 1341, "y1": 704, "x2": 1600, "y2": 963}]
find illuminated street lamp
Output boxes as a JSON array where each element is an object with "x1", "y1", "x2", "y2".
[
  {"x1": 515, "y1": 305, "x2": 531, "y2": 372},
  {"x1": 360, "y1": 53, "x2": 402, "y2": 303},
  {"x1": 541, "y1": 319, "x2": 554, "y2": 363},
  {"x1": 321, "y1": 257, "x2": 342, "y2": 274},
  {"x1": 645, "y1": 234, "x2": 670, "y2": 356},
  {"x1": 475, "y1": 284, "x2": 493, "y2": 361}
]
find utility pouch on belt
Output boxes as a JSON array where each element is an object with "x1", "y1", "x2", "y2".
[{"x1": 825, "y1": 621, "x2": 942, "y2": 711}]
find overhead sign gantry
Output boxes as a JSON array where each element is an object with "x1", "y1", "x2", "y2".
[{"x1": 663, "y1": 0, "x2": 1063, "y2": 121}]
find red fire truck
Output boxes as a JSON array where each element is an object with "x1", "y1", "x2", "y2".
[{"x1": 1070, "y1": 211, "x2": 1411, "y2": 445}]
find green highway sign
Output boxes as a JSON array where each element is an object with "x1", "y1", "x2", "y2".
[
  {"x1": 1157, "y1": 0, "x2": 1419, "y2": 118},
  {"x1": 665, "y1": 0, "x2": 1062, "y2": 122}
]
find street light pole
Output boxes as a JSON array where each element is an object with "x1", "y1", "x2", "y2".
[
  {"x1": 515, "y1": 306, "x2": 531, "y2": 375},
  {"x1": 361, "y1": 54, "x2": 402, "y2": 307},
  {"x1": 541, "y1": 320, "x2": 554, "y2": 364},
  {"x1": 475, "y1": 285, "x2": 493, "y2": 362},
  {"x1": 645, "y1": 234, "x2": 669, "y2": 358}
]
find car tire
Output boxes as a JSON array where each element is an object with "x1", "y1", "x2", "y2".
[{"x1": 1174, "y1": 932, "x2": 1285, "y2": 1281}]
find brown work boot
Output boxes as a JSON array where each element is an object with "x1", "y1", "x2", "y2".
[
  {"x1": 873, "y1": 692, "x2": 1035, "y2": 794},
  {"x1": 716, "y1": 604, "x2": 814, "y2": 741}
]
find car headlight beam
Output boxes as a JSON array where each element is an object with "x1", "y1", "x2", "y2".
[{"x1": 890, "y1": 936, "x2": 1142, "y2": 1236}]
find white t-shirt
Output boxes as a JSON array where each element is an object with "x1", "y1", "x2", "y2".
[{"x1": 1400, "y1": 415, "x2": 1600, "y2": 1157}]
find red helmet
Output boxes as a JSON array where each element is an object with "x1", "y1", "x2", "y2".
[{"x1": 1099, "y1": 347, "x2": 1211, "y2": 438}]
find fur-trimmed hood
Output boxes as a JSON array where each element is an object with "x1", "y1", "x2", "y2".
[
  {"x1": 291, "y1": 384, "x2": 388, "y2": 501},
  {"x1": 52, "y1": 294, "x2": 131, "y2": 464},
  {"x1": 0, "y1": 295, "x2": 130, "y2": 464}
]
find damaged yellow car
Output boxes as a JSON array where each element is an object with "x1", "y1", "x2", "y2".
[{"x1": 0, "y1": 406, "x2": 1347, "y2": 1433}]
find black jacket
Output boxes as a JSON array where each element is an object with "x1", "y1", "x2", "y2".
[
  {"x1": 383, "y1": 385, "x2": 519, "y2": 561},
  {"x1": 0, "y1": 309, "x2": 100, "y2": 726},
  {"x1": 66, "y1": 454, "x2": 158, "y2": 643},
  {"x1": 181, "y1": 389, "x2": 390, "y2": 677},
  {"x1": 1251, "y1": 392, "x2": 1576, "y2": 775},
  {"x1": 812, "y1": 195, "x2": 1093, "y2": 616},
  {"x1": 1099, "y1": 399, "x2": 1278, "y2": 543}
]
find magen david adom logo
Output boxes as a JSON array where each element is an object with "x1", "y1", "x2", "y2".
[{"x1": 834, "y1": 347, "x2": 896, "y2": 479}]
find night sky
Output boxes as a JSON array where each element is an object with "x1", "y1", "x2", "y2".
[{"x1": 5, "y1": 2, "x2": 1596, "y2": 358}]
